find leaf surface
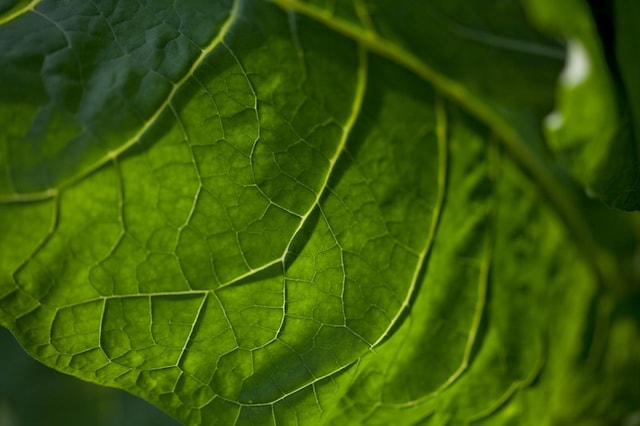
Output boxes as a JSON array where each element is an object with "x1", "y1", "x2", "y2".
[{"x1": 1, "y1": 0, "x2": 639, "y2": 425}]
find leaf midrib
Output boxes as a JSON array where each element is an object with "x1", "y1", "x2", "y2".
[{"x1": 270, "y1": 0, "x2": 619, "y2": 291}]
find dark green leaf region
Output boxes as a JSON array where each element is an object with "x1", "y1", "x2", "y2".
[{"x1": 1, "y1": 0, "x2": 639, "y2": 424}]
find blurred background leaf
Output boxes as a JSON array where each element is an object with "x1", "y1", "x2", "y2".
[{"x1": 0, "y1": 327, "x2": 178, "y2": 426}]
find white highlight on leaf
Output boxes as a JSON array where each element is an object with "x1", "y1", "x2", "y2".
[
  {"x1": 560, "y1": 39, "x2": 590, "y2": 88},
  {"x1": 543, "y1": 40, "x2": 591, "y2": 132},
  {"x1": 544, "y1": 111, "x2": 565, "y2": 131}
]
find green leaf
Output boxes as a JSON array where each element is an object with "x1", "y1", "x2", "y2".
[
  {"x1": 524, "y1": 0, "x2": 640, "y2": 210},
  {"x1": 1, "y1": 0, "x2": 639, "y2": 425},
  {"x1": 0, "y1": 326, "x2": 179, "y2": 426}
]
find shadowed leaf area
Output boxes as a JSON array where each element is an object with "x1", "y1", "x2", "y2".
[{"x1": 1, "y1": 0, "x2": 639, "y2": 425}]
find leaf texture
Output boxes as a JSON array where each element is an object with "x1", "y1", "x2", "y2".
[{"x1": 1, "y1": 0, "x2": 639, "y2": 425}]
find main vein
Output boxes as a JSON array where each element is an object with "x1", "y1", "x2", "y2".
[{"x1": 270, "y1": 0, "x2": 621, "y2": 291}]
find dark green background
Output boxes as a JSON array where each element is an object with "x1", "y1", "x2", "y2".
[{"x1": 0, "y1": 327, "x2": 178, "y2": 426}]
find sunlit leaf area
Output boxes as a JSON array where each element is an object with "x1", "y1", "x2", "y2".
[{"x1": 1, "y1": 0, "x2": 639, "y2": 424}]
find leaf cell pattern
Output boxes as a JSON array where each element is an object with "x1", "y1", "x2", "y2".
[{"x1": 1, "y1": 0, "x2": 638, "y2": 425}]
